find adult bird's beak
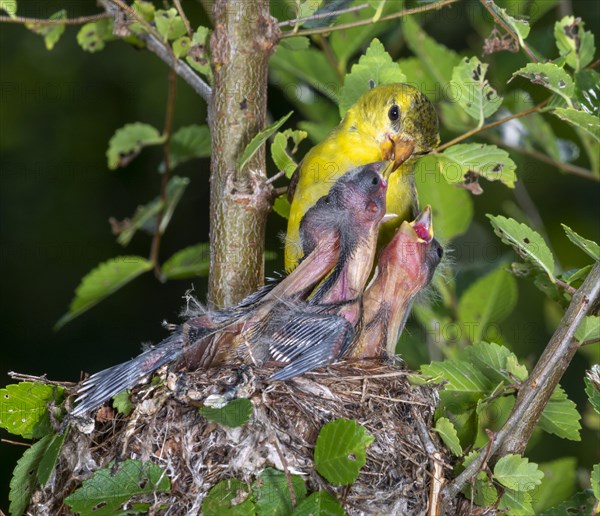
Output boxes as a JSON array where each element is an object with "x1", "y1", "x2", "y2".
[{"x1": 380, "y1": 134, "x2": 415, "y2": 177}]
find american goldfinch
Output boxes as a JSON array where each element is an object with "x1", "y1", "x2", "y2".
[{"x1": 285, "y1": 83, "x2": 440, "y2": 271}]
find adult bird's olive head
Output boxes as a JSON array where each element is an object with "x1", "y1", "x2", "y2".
[{"x1": 345, "y1": 83, "x2": 440, "y2": 174}]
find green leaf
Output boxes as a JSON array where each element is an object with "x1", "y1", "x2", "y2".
[
  {"x1": 534, "y1": 458, "x2": 577, "y2": 513},
  {"x1": 56, "y1": 256, "x2": 153, "y2": 329},
  {"x1": 485, "y1": 1, "x2": 531, "y2": 46},
  {"x1": 199, "y1": 398, "x2": 253, "y2": 428},
  {"x1": 65, "y1": 460, "x2": 170, "y2": 515},
  {"x1": 25, "y1": 10, "x2": 66, "y2": 51},
  {"x1": 494, "y1": 454, "x2": 544, "y2": 492},
  {"x1": 202, "y1": 478, "x2": 255, "y2": 516},
  {"x1": 172, "y1": 35, "x2": 191, "y2": 58},
  {"x1": 0, "y1": 0, "x2": 16, "y2": 17},
  {"x1": 154, "y1": 8, "x2": 186, "y2": 40},
  {"x1": 553, "y1": 108, "x2": 600, "y2": 143},
  {"x1": 158, "y1": 176, "x2": 189, "y2": 234},
  {"x1": 539, "y1": 385, "x2": 581, "y2": 441},
  {"x1": 434, "y1": 417, "x2": 463, "y2": 456},
  {"x1": 499, "y1": 489, "x2": 535, "y2": 515},
  {"x1": 465, "y1": 342, "x2": 528, "y2": 384},
  {"x1": 584, "y1": 367, "x2": 600, "y2": 414},
  {"x1": 9, "y1": 434, "x2": 54, "y2": 516},
  {"x1": 555, "y1": 16, "x2": 596, "y2": 71},
  {"x1": 451, "y1": 56, "x2": 502, "y2": 125},
  {"x1": 540, "y1": 490, "x2": 597, "y2": 515},
  {"x1": 112, "y1": 391, "x2": 133, "y2": 416},
  {"x1": 415, "y1": 156, "x2": 473, "y2": 241},
  {"x1": 339, "y1": 38, "x2": 406, "y2": 117},
  {"x1": 279, "y1": 36, "x2": 310, "y2": 51},
  {"x1": 437, "y1": 144, "x2": 517, "y2": 188},
  {"x1": 37, "y1": 429, "x2": 69, "y2": 485},
  {"x1": 253, "y1": 468, "x2": 306, "y2": 516},
  {"x1": 77, "y1": 19, "x2": 114, "y2": 53},
  {"x1": 273, "y1": 197, "x2": 291, "y2": 219},
  {"x1": 576, "y1": 315, "x2": 600, "y2": 343},
  {"x1": 238, "y1": 112, "x2": 293, "y2": 171},
  {"x1": 513, "y1": 63, "x2": 574, "y2": 105},
  {"x1": 458, "y1": 266, "x2": 518, "y2": 343},
  {"x1": 186, "y1": 27, "x2": 211, "y2": 78},
  {"x1": 292, "y1": 491, "x2": 344, "y2": 516},
  {"x1": 420, "y1": 360, "x2": 494, "y2": 402},
  {"x1": 314, "y1": 418, "x2": 374, "y2": 485},
  {"x1": 0, "y1": 382, "x2": 64, "y2": 439},
  {"x1": 162, "y1": 243, "x2": 210, "y2": 280},
  {"x1": 488, "y1": 215, "x2": 556, "y2": 281},
  {"x1": 592, "y1": 464, "x2": 600, "y2": 501},
  {"x1": 460, "y1": 452, "x2": 498, "y2": 506},
  {"x1": 575, "y1": 69, "x2": 600, "y2": 117},
  {"x1": 270, "y1": 129, "x2": 307, "y2": 178},
  {"x1": 106, "y1": 122, "x2": 166, "y2": 170},
  {"x1": 403, "y1": 16, "x2": 460, "y2": 86}
]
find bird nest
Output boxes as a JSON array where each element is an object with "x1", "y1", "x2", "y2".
[{"x1": 30, "y1": 360, "x2": 454, "y2": 515}]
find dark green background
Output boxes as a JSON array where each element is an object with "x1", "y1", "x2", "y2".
[{"x1": 1, "y1": 0, "x2": 599, "y2": 511}]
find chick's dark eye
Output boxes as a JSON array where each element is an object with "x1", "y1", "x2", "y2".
[
  {"x1": 388, "y1": 104, "x2": 400, "y2": 122},
  {"x1": 436, "y1": 245, "x2": 443, "y2": 259},
  {"x1": 371, "y1": 175, "x2": 379, "y2": 186}
]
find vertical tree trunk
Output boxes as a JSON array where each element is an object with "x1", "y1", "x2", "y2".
[{"x1": 208, "y1": 0, "x2": 280, "y2": 308}]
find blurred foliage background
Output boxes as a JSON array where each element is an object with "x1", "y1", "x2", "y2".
[{"x1": 1, "y1": 0, "x2": 599, "y2": 510}]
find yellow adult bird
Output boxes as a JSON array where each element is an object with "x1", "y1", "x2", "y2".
[{"x1": 285, "y1": 83, "x2": 440, "y2": 271}]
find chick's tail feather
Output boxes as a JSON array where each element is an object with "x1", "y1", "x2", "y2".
[{"x1": 70, "y1": 333, "x2": 185, "y2": 417}]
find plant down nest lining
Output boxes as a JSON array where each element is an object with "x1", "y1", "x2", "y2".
[{"x1": 30, "y1": 361, "x2": 452, "y2": 515}]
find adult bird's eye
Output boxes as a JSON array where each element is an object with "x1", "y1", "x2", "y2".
[{"x1": 388, "y1": 104, "x2": 400, "y2": 122}]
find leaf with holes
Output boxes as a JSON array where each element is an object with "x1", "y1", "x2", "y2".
[
  {"x1": 452, "y1": 56, "x2": 503, "y2": 124},
  {"x1": 314, "y1": 418, "x2": 374, "y2": 485},
  {"x1": 513, "y1": 63, "x2": 574, "y2": 104},
  {"x1": 488, "y1": 215, "x2": 555, "y2": 282},
  {"x1": 555, "y1": 16, "x2": 596, "y2": 71},
  {"x1": 64, "y1": 460, "x2": 170, "y2": 515},
  {"x1": 238, "y1": 112, "x2": 293, "y2": 172},
  {"x1": 107, "y1": 123, "x2": 166, "y2": 170},
  {"x1": 77, "y1": 19, "x2": 115, "y2": 53}
]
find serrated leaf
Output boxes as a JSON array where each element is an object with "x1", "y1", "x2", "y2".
[
  {"x1": 437, "y1": 144, "x2": 517, "y2": 188},
  {"x1": 9, "y1": 434, "x2": 53, "y2": 516},
  {"x1": 553, "y1": 108, "x2": 600, "y2": 143},
  {"x1": 199, "y1": 398, "x2": 253, "y2": 428},
  {"x1": 292, "y1": 491, "x2": 344, "y2": 516},
  {"x1": 555, "y1": 16, "x2": 596, "y2": 71},
  {"x1": 162, "y1": 243, "x2": 210, "y2": 280},
  {"x1": 540, "y1": 490, "x2": 597, "y2": 515},
  {"x1": 0, "y1": 382, "x2": 64, "y2": 439},
  {"x1": 592, "y1": 464, "x2": 600, "y2": 501},
  {"x1": 534, "y1": 458, "x2": 577, "y2": 513},
  {"x1": 434, "y1": 417, "x2": 463, "y2": 456},
  {"x1": 238, "y1": 112, "x2": 293, "y2": 171},
  {"x1": 314, "y1": 418, "x2": 374, "y2": 485},
  {"x1": 499, "y1": 489, "x2": 535, "y2": 515},
  {"x1": 575, "y1": 69, "x2": 600, "y2": 117},
  {"x1": 513, "y1": 63, "x2": 574, "y2": 104},
  {"x1": 485, "y1": 1, "x2": 530, "y2": 46},
  {"x1": 77, "y1": 19, "x2": 114, "y2": 53},
  {"x1": 172, "y1": 35, "x2": 191, "y2": 58},
  {"x1": 421, "y1": 360, "x2": 494, "y2": 402},
  {"x1": 488, "y1": 215, "x2": 555, "y2": 281},
  {"x1": 458, "y1": 266, "x2": 518, "y2": 343},
  {"x1": 0, "y1": 0, "x2": 17, "y2": 17},
  {"x1": 154, "y1": 8, "x2": 186, "y2": 40},
  {"x1": 460, "y1": 452, "x2": 498, "y2": 506},
  {"x1": 465, "y1": 342, "x2": 528, "y2": 384},
  {"x1": 539, "y1": 385, "x2": 581, "y2": 441},
  {"x1": 415, "y1": 156, "x2": 473, "y2": 241},
  {"x1": 253, "y1": 468, "x2": 306, "y2": 516},
  {"x1": 25, "y1": 10, "x2": 66, "y2": 50},
  {"x1": 451, "y1": 56, "x2": 502, "y2": 125},
  {"x1": 186, "y1": 26, "x2": 211, "y2": 78},
  {"x1": 107, "y1": 122, "x2": 166, "y2": 170},
  {"x1": 270, "y1": 129, "x2": 307, "y2": 178},
  {"x1": 37, "y1": 429, "x2": 69, "y2": 485},
  {"x1": 112, "y1": 390, "x2": 133, "y2": 416},
  {"x1": 339, "y1": 38, "x2": 406, "y2": 117},
  {"x1": 273, "y1": 197, "x2": 291, "y2": 219},
  {"x1": 584, "y1": 367, "x2": 600, "y2": 414},
  {"x1": 576, "y1": 315, "x2": 600, "y2": 343},
  {"x1": 64, "y1": 460, "x2": 170, "y2": 515},
  {"x1": 202, "y1": 478, "x2": 255, "y2": 516},
  {"x1": 494, "y1": 454, "x2": 544, "y2": 492},
  {"x1": 56, "y1": 256, "x2": 153, "y2": 329}
]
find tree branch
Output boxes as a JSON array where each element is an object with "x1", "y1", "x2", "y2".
[
  {"x1": 443, "y1": 262, "x2": 600, "y2": 500},
  {"x1": 280, "y1": 0, "x2": 460, "y2": 39},
  {"x1": 0, "y1": 13, "x2": 110, "y2": 25},
  {"x1": 208, "y1": 0, "x2": 280, "y2": 307},
  {"x1": 278, "y1": 2, "x2": 369, "y2": 28}
]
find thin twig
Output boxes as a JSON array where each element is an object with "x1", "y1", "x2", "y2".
[
  {"x1": 443, "y1": 262, "x2": 600, "y2": 500},
  {"x1": 581, "y1": 337, "x2": 600, "y2": 346},
  {"x1": 278, "y1": 2, "x2": 369, "y2": 28},
  {"x1": 150, "y1": 68, "x2": 177, "y2": 278},
  {"x1": 434, "y1": 100, "x2": 548, "y2": 153},
  {"x1": 8, "y1": 371, "x2": 76, "y2": 387},
  {"x1": 173, "y1": 0, "x2": 193, "y2": 38},
  {"x1": 280, "y1": 0, "x2": 460, "y2": 39},
  {"x1": 479, "y1": 0, "x2": 539, "y2": 62},
  {"x1": 1, "y1": 439, "x2": 31, "y2": 447},
  {"x1": 555, "y1": 278, "x2": 577, "y2": 296},
  {"x1": 0, "y1": 13, "x2": 110, "y2": 25}
]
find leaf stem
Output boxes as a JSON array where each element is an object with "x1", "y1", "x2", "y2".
[
  {"x1": 278, "y1": 2, "x2": 369, "y2": 28},
  {"x1": 0, "y1": 13, "x2": 110, "y2": 25},
  {"x1": 280, "y1": 0, "x2": 460, "y2": 39},
  {"x1": 173, "y1": 0, "x2": 193, "y2": 38}
]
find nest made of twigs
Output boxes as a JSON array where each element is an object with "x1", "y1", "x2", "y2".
[{"x1": 30, "y1": 360, "x2": 454, "y2": 515}]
